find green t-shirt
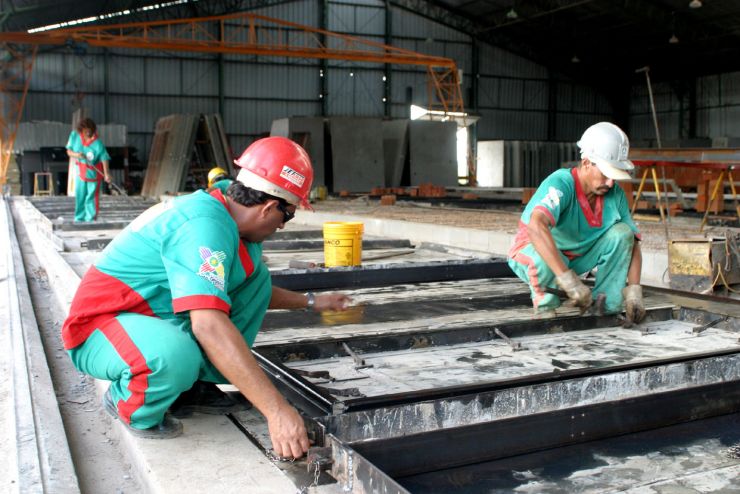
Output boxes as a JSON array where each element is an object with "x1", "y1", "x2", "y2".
[{"x1": 518, "y1": 167, "x2": 640, "y2": 257}]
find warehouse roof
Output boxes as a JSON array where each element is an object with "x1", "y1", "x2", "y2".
[{"x1": 4, "y1": 0, "x2": 740, "y2": 86}]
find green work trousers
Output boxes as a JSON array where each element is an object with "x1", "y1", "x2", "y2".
[{"x1": 508, "y1": 222, "x2": 635, "y2": 314}]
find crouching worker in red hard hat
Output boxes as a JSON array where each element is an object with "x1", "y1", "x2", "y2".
[
  {"x1": 61, "y1": 137, "x2": 350, "y2": 460},
  {"x1": 507, "y1": 122, "x2": 645, "y2": 327}
]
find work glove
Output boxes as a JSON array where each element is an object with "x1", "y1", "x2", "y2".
[
  {"x1": 555, "y1": 269, "x2": 593, "y2": 311},
  {"x1": 622, "y1": 284, "x2": 646, "y2": 328}
]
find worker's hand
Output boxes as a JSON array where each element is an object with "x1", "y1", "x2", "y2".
[
  {"x1": 622, "y1": 284, "x2": 646, "y2": 328},
  {"x1": 104, "y1": 174, "x2": 112, "y2": 184},
  {"x1": 555, "y1": 269, "x2": 593, "y2": 310},
  {"x1": 266, "y1": 404, "x2": 310, "y2": 459},
  {"x1": 314, "y1": 293, "x2": 352, "y2": 312}
]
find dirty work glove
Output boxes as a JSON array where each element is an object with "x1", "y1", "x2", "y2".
[
  {"x1": 622, "y1": 284, "x2": 646, "y2": 328},
  {"x1": 555, "y1": 269, "x2": 593, "y2": 311}
]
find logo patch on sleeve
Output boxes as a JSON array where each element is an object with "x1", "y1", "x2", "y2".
[
  {"x1": 197, "y1": 246, "x2": 227, "y2": 290},
  {"x1": 279, "y1": 165, "x2": 305, "y2": 187},
  {"x1": 540, "y1": 186, "x2": 564, "y2": 209}
]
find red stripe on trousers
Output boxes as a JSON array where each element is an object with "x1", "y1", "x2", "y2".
[
  {"x1": 512, "y1": 250, "x2": 546, "y2": 308},
  {"x1": 99, "y1": 318, "x2": 152, "y2": 425},
  {"x1": 94, "y1": 181, "x2": 100, "y2": 219}
]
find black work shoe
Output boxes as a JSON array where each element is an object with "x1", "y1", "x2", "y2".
[
  {"x1": 103, "y1": 387, "x2": 183, "y2": 439},
  {"x1": 169, "y1": 381, "x2": 252, "y2": 418}
]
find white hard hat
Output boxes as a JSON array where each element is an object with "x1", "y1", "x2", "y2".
[{"x1": 577, "y1": 122, "x2": 634, "y2": 181}]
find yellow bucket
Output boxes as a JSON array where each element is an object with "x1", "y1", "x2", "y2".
[{"x1": 323, "y1": 222, "x2": 364, "y2": 267}]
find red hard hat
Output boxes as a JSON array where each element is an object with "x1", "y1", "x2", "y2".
[{"x1": 234, "y1": 137, "x2": 314, "y2": 210}]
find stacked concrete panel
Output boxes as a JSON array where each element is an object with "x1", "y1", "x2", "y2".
[
  {"x1": 382, "y1": 120, "x2": 409, "y2": 188},
  {"x1": 271, "y1": 117, "x2": 326, "y2": 187},
  {"x1": 503, "y1": 140, "x2": 579, "y2": 188},
  {"x1": 409, "y1": 120, "x2": 458, "y2": 186},
  {"x1": 141, "y1": 114, "x2": 199, "y2": 197},
  {"x1": 328, "y1": 117, "x2": 384, "y2": 193}
]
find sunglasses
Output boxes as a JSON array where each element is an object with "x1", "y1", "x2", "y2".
[{"x1": 276, "y1": 201, "x2": 295, "y2": 223}]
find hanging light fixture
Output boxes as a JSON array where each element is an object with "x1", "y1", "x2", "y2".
[
  {"x1": 571, "y1": 54, "x2": 580, "y2": 63},
  {"x1": 668, "y1": 11, "x2": 679, "y2": 44},
  {"x1": 689, "y1": 0, "x2": 702, "y2": 8},
  {"x1": 506, "y1": 7, "x2": 518, "y2": 19}
]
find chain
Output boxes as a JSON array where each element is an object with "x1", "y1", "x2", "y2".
[
  {"x1": 727, "y1": 443, "x2": 740, "y2": 459},
  {"x1": 265, "y1": 449, "x2": 297, "y2": 463},
  {"x1": 295, "y1": 460, "x2": 321, "y2": 494}
]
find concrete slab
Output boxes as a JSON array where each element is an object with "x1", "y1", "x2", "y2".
[
  {"x1": 1, "y1": 197, "x2": 79, "y2": 492},
  {"x1": 328, "y1": 117, "x2": 384, "y2": 193},
  {"x1": 382, "y1": 120, "x2": 408, "y2": 187},
  {"x1": 271, "y1": 117, "x2": 326, "y2": 187},
  {"x1": 408, "y1": 120, "x2": 458, "y2": 186}
]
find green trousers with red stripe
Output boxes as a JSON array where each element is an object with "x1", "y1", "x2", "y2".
[
  {"x1": 68, "y1": 314, "x2": 203, "y2": 429},
  {"x1": 508, "y1": 222, "x2": 635, "y2": 314},
  {"x1": 74, "y1": 176, "x2": 100, "y2": 222}
]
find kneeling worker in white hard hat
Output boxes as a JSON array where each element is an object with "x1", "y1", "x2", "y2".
[
  {"x1": 508, "y1": 122, "x2": 646, "y2": 326},
  {"x1": 62, "y1": 137, "x2": 350, "y2": 460}
]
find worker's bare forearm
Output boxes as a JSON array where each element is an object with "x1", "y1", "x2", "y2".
[
  {"x1": 527, "y1": 212, "x2": 567, "y2": 276},
  {"x1": 628, "y1": 241, "x2": 642, "y2": 285},
  {"x1": 269, "y1": 286, "x2": 308, "y2": 310},
  {"x1": 190, "y1": 309, "x2": 290, "y2": 419}
]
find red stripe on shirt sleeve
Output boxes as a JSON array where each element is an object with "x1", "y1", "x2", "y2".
[
  {"x1": 532, "y1": 205, "x2": 555, "y2": 226},
  {"x1": 172, "y1": 294, "x2": 230, "y2": 314}
]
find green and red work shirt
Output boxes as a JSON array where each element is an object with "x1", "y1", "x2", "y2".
[
  {"x1": 509, "y1": 167, "x2": 640, "y2": 259},
  {"x1": 62, "y1": 189, "x2": 271, "y2": 350},
  {"x1": 66, "y1": 130, "x2": 111, "y2": 182}
]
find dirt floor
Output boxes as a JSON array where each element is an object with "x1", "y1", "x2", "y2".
[{"x1": 313, "y1": 197, "x2": 740, "y2": 252}]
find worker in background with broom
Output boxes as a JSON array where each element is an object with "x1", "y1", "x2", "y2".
[
  {"x1": 508, "y1": 122, "x2": 646, "y2": 327},
  {"x1": 66, "y1": 117, "x2": 111, "y2": 222}
]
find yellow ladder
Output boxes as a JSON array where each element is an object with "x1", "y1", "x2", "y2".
[{"x1": 33, "y1": 172, "x2": 53, "y2": 196}]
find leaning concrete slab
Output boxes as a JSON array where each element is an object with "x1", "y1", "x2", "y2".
[
  {"x1": 409, "y1": 120, "x2": 458, "y2": 186},
  {"x1": 328, "y1": 117, "x2": 384, "y2": 193},
  {"x1": 1, "y1": 196, "x2": 80, "y2": 493}
]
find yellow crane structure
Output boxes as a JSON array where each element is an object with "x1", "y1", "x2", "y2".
[{"x1": 0, "y1": 11, "x2": 467, "y2": 187}]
